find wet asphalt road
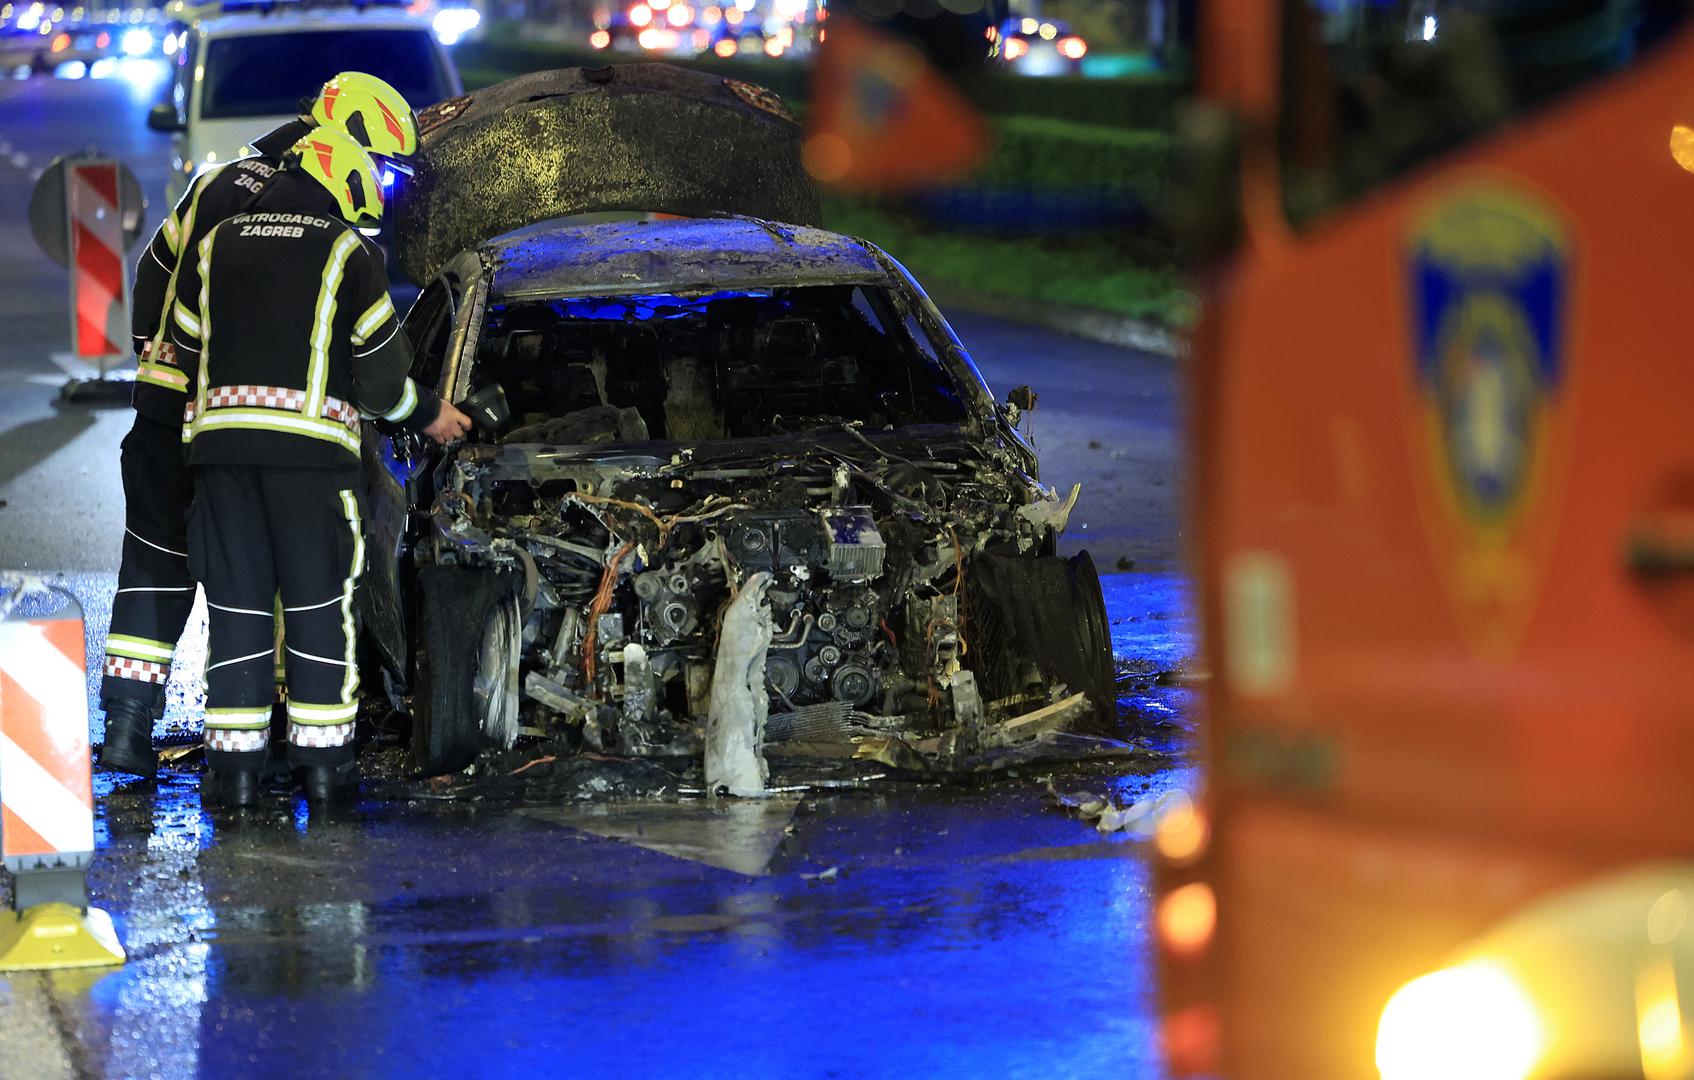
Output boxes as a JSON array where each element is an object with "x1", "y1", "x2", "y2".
[{"x1": 0, "y1": 74, "x2": 1191, "y2": 1078}]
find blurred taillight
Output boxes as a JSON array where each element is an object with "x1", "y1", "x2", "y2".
[{"x1": 1164, "y1": 1005, "x2": 1222, "y2": 1076}]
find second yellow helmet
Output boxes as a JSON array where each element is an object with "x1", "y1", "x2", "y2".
[
  {"x1": 286, "y1": 126, "x2": 385, "y2": 230},
  {"x1": 310, "y1": 72, "x2": 419, "y2": 162}
]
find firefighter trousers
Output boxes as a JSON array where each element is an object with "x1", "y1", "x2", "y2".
[
  {"x1": 190, "y1": 463, "x2": 364, "y2": 773},
  {"x1": 102, "y1": 414, "x2": 197, "y2": 711}
]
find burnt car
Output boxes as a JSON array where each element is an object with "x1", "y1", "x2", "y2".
[
  {"x1": 363, "y1": 66, "x2": 1112, "y2": 777},
  {"x1": 365, "y1": 215, "x2": 1113, "y2": 775}
]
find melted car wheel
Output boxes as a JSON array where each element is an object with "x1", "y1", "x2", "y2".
[
  {"x1": 413, "y1": 564, "x2": 523, "y2": 775},
  {"x1": 472, "y1": 592, "x2": 522, "y2": 756},
  {"x1": 965, "y1": 550, "x2": 1116, "y2": 732}
]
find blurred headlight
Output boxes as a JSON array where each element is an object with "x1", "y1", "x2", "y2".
[
  {"x1": 1376, "y1": 961, "x2": 1542, "y2": 1080},
  {"x1": 120, "y1": 28, "x2": 151, "y2": 55},
  {"x1": 430, "y1": 6, "x2": 479, "y2": 45}
]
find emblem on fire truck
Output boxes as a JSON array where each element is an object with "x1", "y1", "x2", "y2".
[{"x1": 1408, "y1": 185, "x2": 1571, "y2": 655}]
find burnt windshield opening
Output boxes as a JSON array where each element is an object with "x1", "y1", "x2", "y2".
[{"x1": 472, "y1": 283, "x2": 968, "y2": 445}]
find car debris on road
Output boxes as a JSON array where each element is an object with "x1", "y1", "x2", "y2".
[{"x1": 1044, "y1": 779, "x2": 1179, "y2": 835}]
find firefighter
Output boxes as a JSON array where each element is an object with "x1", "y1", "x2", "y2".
[
  {"x1": 168, "y1": 127, "x2": 471, "y2": 807},
  {"x1": 100, "y1": 72, "x2": 421, "y2": 778}
]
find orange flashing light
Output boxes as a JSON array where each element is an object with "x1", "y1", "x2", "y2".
[
  {"x1": 1154, "y1": 796, "x2": 1209, "y2": 865},
  {"x1": 1158, "y1": 882, "x2": 1217, "y2": 958}
]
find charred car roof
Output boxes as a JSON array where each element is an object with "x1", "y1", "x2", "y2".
[{"x1": 481, "y1": 216, "x2": 891, "y2": 301}]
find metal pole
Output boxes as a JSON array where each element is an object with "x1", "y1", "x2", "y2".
[{"x1": 62, "y1": 153, "x2": 78, "y2": 373}]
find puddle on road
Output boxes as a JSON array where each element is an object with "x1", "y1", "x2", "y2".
[{"x1": 522, "y1": 797, "x2": 803, "y2": 876}]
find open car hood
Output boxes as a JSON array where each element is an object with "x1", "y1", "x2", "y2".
[{"x1": 391, "y1": 63, "x2": 822, "y2": 285}]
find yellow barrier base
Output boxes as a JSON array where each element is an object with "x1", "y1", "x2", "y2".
[{"x1": 0, "y1": 903, "x2": 125, "y2": 971}]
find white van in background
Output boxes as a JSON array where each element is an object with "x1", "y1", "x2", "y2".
[{"x1": 150, "y1": 0, "x2": 462, "y2": 206}]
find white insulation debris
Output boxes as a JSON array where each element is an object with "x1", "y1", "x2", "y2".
[
  {"x1": 705, "y1": 571, "x2": 774, "y2": 797},
  {"x1": 1016, "y1": 481, "x2": 1082, "y2": 535}
]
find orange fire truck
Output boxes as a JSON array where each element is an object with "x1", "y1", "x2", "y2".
[{"x1": 1159, "y1": 3, "x2": 1694, "y2": 1077}]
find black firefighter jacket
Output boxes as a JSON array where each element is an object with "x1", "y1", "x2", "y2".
[{"x1": 168, "y1": 170, "x2": 440, "y2": 469}]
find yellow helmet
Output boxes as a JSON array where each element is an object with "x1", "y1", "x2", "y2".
[
  {"x1": 285, "y1": 126, "x2": 385, "y2": 230},
  {"x1": 309, "y1": 71, "x2": 418, "y2": 162}
]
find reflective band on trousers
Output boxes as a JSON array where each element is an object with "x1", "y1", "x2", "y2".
[
  {"x1": 207, "y1": 728, "x2": 268, "y2": 754},
  {"x1": 289, "y1": 720, "x2": 355, "y2": 748},
  {"x1": 104, "y1": 656, "x2": 169, "y2": 685}
]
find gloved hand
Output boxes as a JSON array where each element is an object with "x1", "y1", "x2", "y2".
[{"x1": 423, "y1": 399, "x2": 473, "y2": 444}]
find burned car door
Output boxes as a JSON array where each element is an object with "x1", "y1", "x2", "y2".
[{"x1": 359, "y1": 268, "x2": 478, "y2": 678}]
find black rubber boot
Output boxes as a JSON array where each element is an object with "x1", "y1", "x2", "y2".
[
  {"x1": 204, "y1": 769, "x2": 260, "y2": 809},
  {"x1": 302, "y1": 760, "x2": 358, "y2": 807},
  {"x1": 97, "y1": 697, "x2": 156, "y2": 778}
]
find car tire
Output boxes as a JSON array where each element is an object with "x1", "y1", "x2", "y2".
[
  {"x1": 412, "y1": 563, "x2": 520, "y2": 775},
  {"x1": 965, "y1": 550, "x2": 1116, "y2": 732}
]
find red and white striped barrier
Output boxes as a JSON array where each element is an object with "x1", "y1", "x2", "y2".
[
  {"x1": 66, "y1": 160, "x2": 128, "y2": 362},
  {"x1": 0, "y1": 599, "x2": 94, "y2": 861},
  {"x1": 0, "y1": 580, "x2": 123, "y2": 970}
]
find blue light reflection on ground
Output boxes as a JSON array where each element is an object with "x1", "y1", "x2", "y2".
[
  {"x1": 1105, "y1": 572, "x2": 1196, "y2": 764},
  {"x1": 198, "y1": 794, "x2": 1175, "y2": 1080},
  {"x1": 1103, "y1": 571, "x2": 1191, "y2": 672},
  {"x1": 254, "y1": 853, "x2": 1165, "y2": 1080}
]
